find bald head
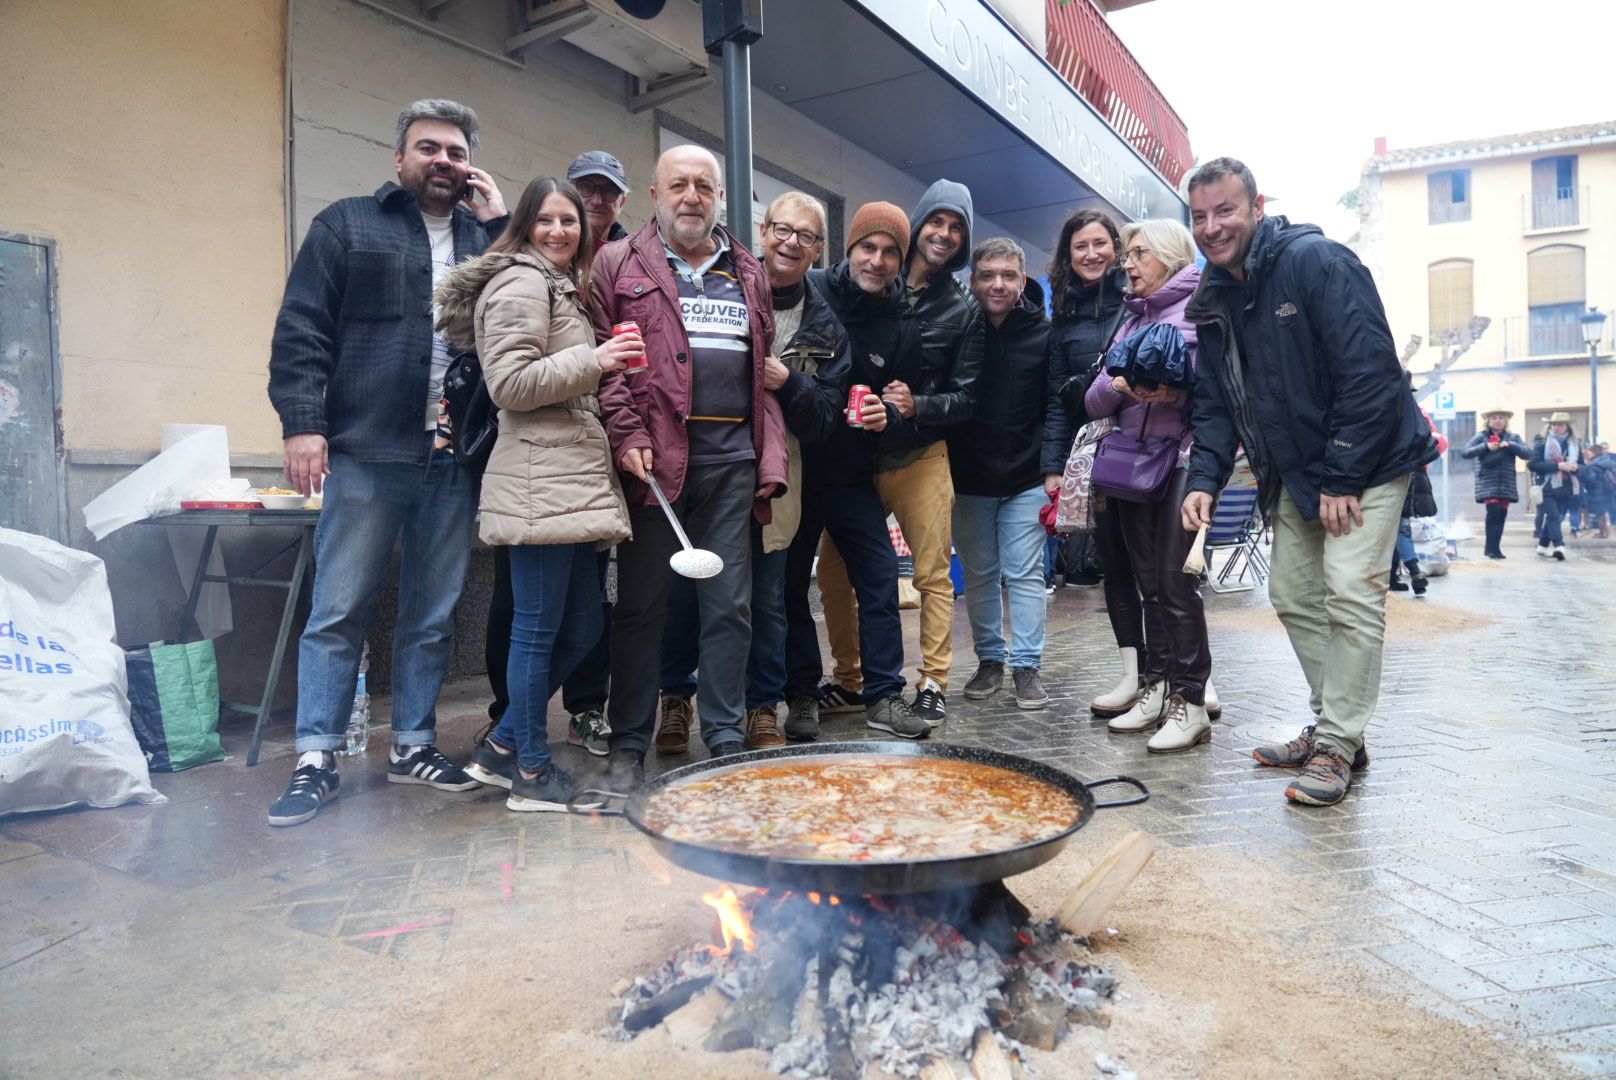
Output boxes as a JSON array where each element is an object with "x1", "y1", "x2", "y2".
[{"x1": 652, "y1": 144, "x2": 724, "y2": 258}]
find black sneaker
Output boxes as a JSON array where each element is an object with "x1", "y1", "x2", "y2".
[
  {"x1": 567, "y1": 710, "x2": 611, "y2": 757},
  {"x1": 911, "y1": 678, "x2": 946, "y2": 727},
  {"x1": 866, "y1": 696, "x2": 930, "y2": 739},
  {"x1": 1066, "y1": 571, "x2": 1103, "y2": 588},
  {"x1": 507, "y1": 762, "x2": 588, "y2": 813},
  {"x1": 818, "y1": 682, "x2": 864, "y2": 715},
  {"x1": 784, "y1": 693, "x2": 821, "y2": 741},
  {"x1": 267, "y1": 760, "x2": 340, "y2": 827},
  {"x1": 604, "y1": 747, "x2": 646, "y2": 793},
  {"x1": 708, "y1": 740, "x2": 746, "y2": 759},
  {"x1": 464, "y1": 737, "x2": 516, "y2": 790},
  {"x1": 387, "y1": 745, "x2": 479, "y2": 791}
]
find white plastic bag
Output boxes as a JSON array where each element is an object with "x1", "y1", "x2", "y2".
[{"x1": 0, "y1": 528, "x2": 165, "y2": 816}]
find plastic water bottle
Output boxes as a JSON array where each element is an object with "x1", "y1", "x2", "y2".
[{"x1": 343, "y1": 642, "x2": 370, "y2": 757}]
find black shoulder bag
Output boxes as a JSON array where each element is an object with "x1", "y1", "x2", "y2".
[{"x1": 442, "y1": 347, "x2": 497, "y2": 474}]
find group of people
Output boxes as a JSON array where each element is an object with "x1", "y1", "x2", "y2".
[{"x1": 264, "y1": 97, "x2": 1440, "y2": 827}]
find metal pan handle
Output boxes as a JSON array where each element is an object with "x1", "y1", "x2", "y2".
[
  {"x1": 567, "y1": 789, "x2": 626, "y2": 816},
  {"x1": 1084, "y1": 775, "x2": 1150, "y2": 808}
]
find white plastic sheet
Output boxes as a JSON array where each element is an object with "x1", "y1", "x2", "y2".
[{"x1": 82, "y1": 426, "x2": 231, "y2": 541}]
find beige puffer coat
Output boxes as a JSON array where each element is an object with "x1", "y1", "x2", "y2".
[{"x1": 435, "y1": 249, "x2": 630, "y2": 548}]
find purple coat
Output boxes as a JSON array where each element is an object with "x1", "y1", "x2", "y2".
[{"x1": 1084, "y1": 264, "x2": 1201, "y2": 446}]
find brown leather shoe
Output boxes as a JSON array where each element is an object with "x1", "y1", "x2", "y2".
[
  {"x1": 744, "y1": 705, "x2": 787, "y2": 749},
  {"x1": 655, "y1": 694, "x2": 693, "y2": 755}
]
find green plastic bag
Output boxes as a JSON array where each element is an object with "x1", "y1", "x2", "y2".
[{"x1": 125, "y1": 640, "x2": 226, "y2": 771}]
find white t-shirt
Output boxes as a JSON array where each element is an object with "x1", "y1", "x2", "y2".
[{"x1": 424, "y1": 212, "x2": 456, "y2": 430}]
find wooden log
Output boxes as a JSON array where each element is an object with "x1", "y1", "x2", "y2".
[
  {"x1": 622, "y1": 976, "x2": 713, "y2": 1032},
  {"x1": 918, "y1": 1058, "x2": 960, "y2": 1080},
  {"x1": 663, "y1": 987, "x2": 730, "y2": 1049},
  {"x1": 1056, "y1": 830, "x2": 1155, "y2": 940},
  {"x1": 969, "y1": 1029, "x2": 1014, "y2": 1080},
  {"x1": 704, "y1": 945, "x2": 805, "y2": 1052}
]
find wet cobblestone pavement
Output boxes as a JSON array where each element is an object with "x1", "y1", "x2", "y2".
[{"x1": 3, "y1": 523, "x2": 1614, "y2": 1076}]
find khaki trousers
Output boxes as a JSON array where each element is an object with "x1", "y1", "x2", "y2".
[
  {"x1": 818, "y1": 441, "x2": 955, "y2": 691},
  {"x1": 1267, "y1": 476, "x2": 1410, "y2": 757}
]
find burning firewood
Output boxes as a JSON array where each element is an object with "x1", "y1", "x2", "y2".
[
  {"x1": 663, "y1": 987, "x2": 729, "y2": 1050},
  {"x1": 968, "y1": 1029, "x2": 1013, "y2": 1080},
  {"x1": 1056, "y1": 830, "x2": 1155, "y2": 940}
]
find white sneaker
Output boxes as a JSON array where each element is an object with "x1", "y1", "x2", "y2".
[
  {"x1": 1147, "y1": 694, "x2": 1212, "y2": 754},
  {"x1": 1090, "y1": 647, "x2": 1141, "y2": 717},
  {"x1": 1553, "y1": 545, "x2": 1568, "y2": 562},
  {"x1": 1109, "y1": 679, "x2": 1168, "y2": 733},
  {"x1": 1536, "y1": 544, "x2": 1552, "y2": 558}
]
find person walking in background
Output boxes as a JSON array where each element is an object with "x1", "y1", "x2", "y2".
[
  {"x1": 1041, "y1": 209, "x2": 1146, "y2": 718},
  {"x1": 265, "y1": 99, "x2": 508, "y2": 827},
  {"x1": 1530, "y1": 412, "x2": 1581, "y2": 561},
  {"x1": 592, "y1": 145, "x2": 788, "y2": 792},
  {"x1": 1086, "y1": 220, "x2": 1212, "y2": 753},
  {"x1": 1181, "y1": 157, "x2": 1436, "y2": 807},
  {"x1": 816, "y1": 180, "x2": 983, "y2": 727},
  {"x1": 436, "y1": 177, "x2": 634, "y2": 810},
  {"x1": 949, "y1": 238, "x2": 1053, "y2": 710},
  {"x1": 484, "y1": 149, "x2": 634, "y2": 757},
  {"x1": 1580, "y1": 443, "x2": 1612, "y2": 539},
  {"x1": 1460, "y1": 409, "x2": 1530, "y2": 559}
]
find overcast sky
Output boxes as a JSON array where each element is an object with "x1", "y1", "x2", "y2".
[{"x1": 1108, "y1": 0, "x2": 1616, "y2": 239}]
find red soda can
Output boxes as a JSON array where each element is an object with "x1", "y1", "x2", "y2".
[
  {"x1": 613, "y1": 321, "x2": 648, "y2": 372},
  {"x1": 847, "y1": 384, "x2": 872, "y2": 428}
]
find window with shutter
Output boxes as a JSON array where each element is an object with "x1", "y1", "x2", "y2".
[
  {"x1": 1527, "y1": 244, "x2": 1585, "y2": 355},
  {"x1": 1428, "y1": 259, "x2": 1473, "y2": 337}
]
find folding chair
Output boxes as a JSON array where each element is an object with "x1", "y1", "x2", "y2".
[{"x1": 1204, "y1": 485, "x2": 1269, "y2": 593}]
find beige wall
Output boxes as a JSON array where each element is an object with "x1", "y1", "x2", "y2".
[
  {"x1": 0, "y1": 0, "x2": 288, "y2": 456},
  {"x1": 1368, "y1": 141, "x2": 1616, "y2": 441}
]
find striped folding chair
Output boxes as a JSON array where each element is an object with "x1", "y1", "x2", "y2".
[{"x1": 1204, "y1": 485, "x2": 1268, "y2": 593}]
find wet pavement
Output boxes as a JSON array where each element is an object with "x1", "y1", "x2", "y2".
[{"x1": 3, "y1": 520, "x2": 1615, "y2": 1076}]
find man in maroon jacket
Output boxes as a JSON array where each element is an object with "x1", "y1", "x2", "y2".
[{"x1": 592, "y1": 144, "x2": 789, "y2": 790}]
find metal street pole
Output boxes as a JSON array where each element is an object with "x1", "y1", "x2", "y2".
[
  {"x1": 721, "y1": 38, "x2": 753, "y2": 254},
  {"x1": 1592, "y1": 338, "x2": 1601, "y2": 441}
]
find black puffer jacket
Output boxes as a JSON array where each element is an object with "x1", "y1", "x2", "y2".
[
  {"x1": 1041, "y1": 267, "x2": 1128, "y2": 475},
  {"x1": 1184, "y1": 216, "x2": 1437, "y2": 521},
  {"x1": 1460, "y1": 428, "x2": 1530, "y2": 503},
  {"x1": 774, "y1": 283, "x2": 854, "y2": 446},
  {"x1": 947, "y1": 281, "x2": 1050, "y2": 498}
]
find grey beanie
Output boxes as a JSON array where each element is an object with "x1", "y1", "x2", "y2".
[{"x1": 909, "y1": 179, "x2": 974, "y2": 275}]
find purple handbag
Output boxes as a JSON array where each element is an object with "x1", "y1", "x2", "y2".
[{"x1": 1090, "y1": 405, "x2": 1186, "y2": 504}]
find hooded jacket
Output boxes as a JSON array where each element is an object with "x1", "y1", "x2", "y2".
[
  {"x1": 883, "y1": 179, "x2": 984, "y2": 468},
  {"x1": 806, "y1": 261, "x2": 922, "y2": 485},
  {"x1": 1184, "y1": 215, "x2": 1437, "y2": 521},
  {"x1": 1460, "y1": 427, "x2": 1530, "y2": 503},
  {"x1": 591, "y1": 218, "x2": 789, "y2": 524},
  {"x1": 947, "y1": 280, "x2": 1050, "y2": 498},
  {"x1": 434, "y1": 249, "x2": 630, "y2": 548},
  {"x1": 1042, "y1": 266, "x2": 1128, "y2": 475}
]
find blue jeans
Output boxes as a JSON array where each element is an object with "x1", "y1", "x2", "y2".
[
  {"x1": 662, "y1": 534, "x2": 788, "y2": 709},
  {"x1": 491, "y1": 543, "x2": 602, "y2": 770},
  {"x1": 295, "y1": 451, "x2": 478, "y2": 752},
  {"x1": 1395, "y1": 520, "x2": 1416, "y2": 563},
  {"x1": 1043, "y1": 533, "x2": 1062, "y2": 584},
  {"x1": 952, "y1": 487, "x2": 1047, "y2": 669}
]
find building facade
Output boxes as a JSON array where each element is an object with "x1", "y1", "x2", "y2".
[{"x1": 1356, "y1": 123, "x2": 1616, "y2": 483}]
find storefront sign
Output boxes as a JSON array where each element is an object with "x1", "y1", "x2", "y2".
[{"x1": 850, "y1": 0, "x2": 1184, "y2": 222}]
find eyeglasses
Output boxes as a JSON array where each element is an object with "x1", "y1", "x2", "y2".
[
  {"x1": 1121, "y1": 246, "x2": 1156, "y2": 265},
  {"x1": 573, "y1": 179, "x2": 622, "y2": 202},
  {"x1": 766, "y1": 221, "x2": 824, "y2": 247}
]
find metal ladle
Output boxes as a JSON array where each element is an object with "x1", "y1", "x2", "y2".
[{"x1": 644, "y1": 473, "x2": 724, "y2": 579}]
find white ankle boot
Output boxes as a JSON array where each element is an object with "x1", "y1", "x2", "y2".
[
  {"x1": 1204, "y1": 677, "x2": 1221, "y2": 720},
  {"x1": 1109, "y1": 679, "x2": 1168, "y2": 733},
  {"x1": 1147, "y1": 694, "x2": 1212, "y2": 753},
  {"x1": 1090, "y1": 647, "x2": 1141, "y2": 717}
]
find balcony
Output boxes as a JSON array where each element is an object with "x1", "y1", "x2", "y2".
[
  {"x1": 1524, "y1": 185, "x2": 1588, "y2": 231},
  {"x1": 1504, "y1": 307, "x2": 1593, "y2": 359},
  {"x1": 1044, "y1": 0, "x2": 1193, "y2": 185}
]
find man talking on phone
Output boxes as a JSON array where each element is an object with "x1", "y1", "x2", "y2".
[{"x1": 266, "y1": 98, "x2": 508, "y2": 827}]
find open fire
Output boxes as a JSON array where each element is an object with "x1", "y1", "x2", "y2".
[{"x1": 615, "y1": 883, "x2": 1120, "y2": 1079}]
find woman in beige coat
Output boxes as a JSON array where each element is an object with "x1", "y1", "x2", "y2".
[{"x1": 435, "y1": 177, "x2": 642, "y2": 812}]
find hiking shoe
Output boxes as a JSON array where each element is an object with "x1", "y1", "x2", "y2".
[
  {"x1": 744, "y1": 705, "x2": 787, "y2": 749},
  {"x1": 866, "y1": 696, "x2": 930, "y2": 739},
  {"x1": 709, "y1": 740, "x2": 747, "y2": 759},
  {"x1": 567, "y1": 710, "x2": 611, "y2": 757},
  {"x1": 1108, "y1": 679, "x2": 1168, "y2": 733},
  {"x1": 963, "y1": 661, "x2": 1005, "y2": 700},
  {"x1": 818, "y1": 683, "x2": 865, "y2": 714},
  {"x1": 267, "y1": 760, "x2": 339, "y2": 827},
  {"x1": 1286, "y1": 747, "x2": 1355, "y2": 806},
  {"x1": 464, "y1": 736, "x2": 516, "y2": 789},
  {"x1": 1012, "y1": 667, "x2": 1050, "y2": 710},
  {"x1": 1146, "y1": 694, "x2": 1211, "y2": 754},
  {"x1": 387, "y1": 745, "x2": 479, "y2": 791},
  {"x1": 1252, "y1": 724, "x2": 1370, "y2": 770},
  {"x1": 655, "y1": 694, "x2": 693, "y2": 755},
  {"x1": 783, "y1": 694, "x2": 820, "y2": 741},
  {"x1": 912, "y1": 678, "x2": 947, "y2": 727},
  {"x1": 508, "y1": 762, "x2": 590, "y2": 813},
  {"x1": 604, "y1": 747, "x2": 646, "y2": 793}
]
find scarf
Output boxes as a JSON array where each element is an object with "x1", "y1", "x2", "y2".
[{"x1": 1545, "y1": 432, "x2": 1581, "y2": 495}]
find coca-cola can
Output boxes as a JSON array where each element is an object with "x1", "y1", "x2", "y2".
[
  {"x1": 613, "y1": 321, "x2": 648, "y2": 372},
  {"x1": 847, "y1": 384, "x2": 872, "y2": 428}
]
